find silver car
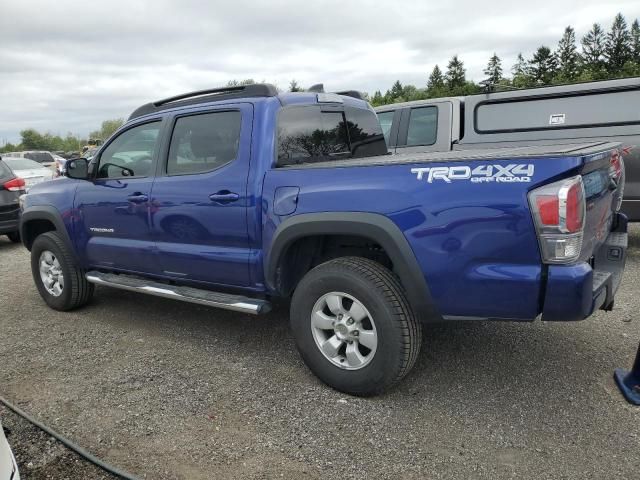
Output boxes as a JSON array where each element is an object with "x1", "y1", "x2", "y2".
[
  {"x1": 1, "y1": 157, "x2": 55, "y2": 191},
  {"x1": 0, "y1": 417, "x2": 20, "y2": 480}
]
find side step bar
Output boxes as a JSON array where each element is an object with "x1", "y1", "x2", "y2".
[{"x1": 85, "y1": 271, "x2": 271, "y2": 315}]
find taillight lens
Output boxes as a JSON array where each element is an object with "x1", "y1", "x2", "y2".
[
  {"x1": 529, "y1": 175, "x2": 585, "y2": 264},
  {"x1": 3, "y1": 177, "x2": 26, "y2": 192}
]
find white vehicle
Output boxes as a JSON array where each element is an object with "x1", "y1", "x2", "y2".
[
  {"x1": 1, "y1": 157, "x2": 54, "y2": 191},
  {"x1": 0, "y1": 417, "x2": 20, "y2": 480},
  {"x1": 3, "y1": 151, "x2": 56, "y2": 168}
]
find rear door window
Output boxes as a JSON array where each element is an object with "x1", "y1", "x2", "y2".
[
  {"x1": 406, "y1": 106, "x2": 438, "y2": 146},
  {"x1": 167, "y1": 111, "x2": 242, "y2": 175}
]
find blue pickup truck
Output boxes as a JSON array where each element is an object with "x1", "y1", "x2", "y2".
[{"x1": 19, "y1": 84, "x2": 628, "y2": 395}]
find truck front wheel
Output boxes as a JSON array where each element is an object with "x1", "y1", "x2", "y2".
[
  {"x1": 290, "y1": 257, "x2": 422, "y2": 396},
  {"x1": 30, "y1": 232, "x2": 94, "y2": 311}
]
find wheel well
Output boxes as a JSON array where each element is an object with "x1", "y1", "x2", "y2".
[
  {"x1": 22, "y1": 219, "x2": 56, "y2": 250},
  {"x1": 275, "y1": 235, "x2": 393, "y2": 296}
]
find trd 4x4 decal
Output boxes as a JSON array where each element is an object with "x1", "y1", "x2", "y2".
[{"x1": 411, "y1": 164, "x2": 535, "y2": 184}]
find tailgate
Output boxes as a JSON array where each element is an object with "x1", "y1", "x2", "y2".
[{"x1": 579, "y1": 147, "x2": 624, "y2": 262}]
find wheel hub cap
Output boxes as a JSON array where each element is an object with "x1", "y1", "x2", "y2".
[
  {"x1": 310, "y1": 292, "x2": 378, "y2": 370},
  {"x1": 39, "y1": 250, "x2": 64, "y2": 297}
]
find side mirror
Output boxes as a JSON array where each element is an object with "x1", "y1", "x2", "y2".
[{"x1": 66, "y1": 158, "x2": 89, "y2": 180}]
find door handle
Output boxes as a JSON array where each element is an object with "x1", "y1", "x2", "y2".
[
  {"x1": 209, "y1": 191, "x2": 240, "y2": 204},
  {"x1": 127, "y1": 193, "x2": 149, "y2": 203}
]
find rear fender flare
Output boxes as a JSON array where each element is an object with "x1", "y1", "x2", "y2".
[{"x1": 266, "y1": 212, "x2": 440, "y2": 321}]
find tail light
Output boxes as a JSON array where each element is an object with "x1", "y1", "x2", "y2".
[
  {"x1": 3, "y1": 177, "x2": 26, "y2": 192},
  {"x1": 528, "y1": 175, "x2": 585, "y2": 264}
]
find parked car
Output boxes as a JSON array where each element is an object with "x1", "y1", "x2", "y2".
[
  {"x1": 1, "y1": 157, "x2": 54, "y2": 191},
  {"x1": 0, "y1": 417, "x2": 20, "y2": 480},
  {"x1": 0, "y1": 158, "x2": 25, "y2": 243},
  {"x1": 19, "y1": 84, "x2": 628, "y2": 395},
  {"x1": 376, "y1": 76, "x2": 640, "y2": 221},
  {"x1": 4, "y1": 151, "x2": 56, "y2": 168}
]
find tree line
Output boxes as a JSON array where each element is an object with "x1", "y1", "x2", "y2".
[
  {"x1": 370, "y1": 12, "x2": 640, "y2": 106},
  {"x1": 0, "y1": 118, "x2": 124, "y2": 154}
]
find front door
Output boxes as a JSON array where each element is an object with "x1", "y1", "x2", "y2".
[
  {"x1": 149, "y1": 104, "x2": 253, "y2": 287},
  {"x1": 74, "y1": 120, "x2": 163, "y2": 274}
]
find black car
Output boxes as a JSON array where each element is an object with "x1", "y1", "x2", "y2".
[{"x1": 0, "y1": 157, "x2": 25, "y2": 242}]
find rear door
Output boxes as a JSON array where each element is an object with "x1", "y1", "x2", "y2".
[{"x1": 149, "y1": 104, "x2": 253, "y2": 287}]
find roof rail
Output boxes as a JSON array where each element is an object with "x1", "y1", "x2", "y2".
[{"x1": 129, "y1": 83, "x2": 279, "y2": 120}]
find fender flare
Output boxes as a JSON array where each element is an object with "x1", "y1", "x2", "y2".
[
  {"x1": 266, "y1": 212, "x2": 440, "y2": 321},
  {"x1": 20, "y1": 206, "x2": 76, "y2": 257}
]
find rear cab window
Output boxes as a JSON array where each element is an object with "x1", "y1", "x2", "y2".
[{"x1": 277, "y1": 105, "x2": 387, "y2": 166}]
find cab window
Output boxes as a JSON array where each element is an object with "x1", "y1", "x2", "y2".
[
  {"x1": 97, "y1": 122, "x2": 161, "y2": 179},
  {"x1": 167, "y1": 111, "x2": 241, "y2": 175}
]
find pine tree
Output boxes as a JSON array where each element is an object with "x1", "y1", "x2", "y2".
[
  {"x1": 512, "y1": 53, "x2": 534, "y2": 88},
  {"x1": 427, "y1": 65, "x2": 445, "y2": 90},
  {"x1": 389, "y1": 80, "x2": 404, "y2": 100},
  {"x1": 371, "y1": 90, "x2": 383, "y2": 106},
  {"x1": 604, "y1": 13, "x2": 632, "y2": 74},
  {"x1": 445, "y1": 55, "x2": 466, "y2": 92},
  {"x1": 581, "y1": 23, "x2": 607, "y2": 79},
  {"x1": 288, "y1": 79, "x2": 303, "y2": 92},
  {"x1": 556, "y1": 26, "x2": 580, "y2": 82},
  {"x1": 529, "y1": 46, "x2": 558, "y2": 85},
  {"x1": 631, "y1": 19, "x2": 640, "y2": 63},
  {"x1": 483, "y1": 53, "x2": 503, "y2": 85}
]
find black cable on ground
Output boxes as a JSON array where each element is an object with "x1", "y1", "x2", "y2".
[{"x1": 0, "y1": 395, "x2": 140, "y2": 480}]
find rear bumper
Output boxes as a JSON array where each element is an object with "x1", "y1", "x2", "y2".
[
  {"x1": 541, "y1": 213, "x2": 628, "y2": 321},
  {"x1": 0, "y1": 219, "x2": 19, "y2": 234}
]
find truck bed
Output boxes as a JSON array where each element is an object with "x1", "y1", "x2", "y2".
[{"x1": 279, "y1": 141, "x2": 621, "y2": 169}]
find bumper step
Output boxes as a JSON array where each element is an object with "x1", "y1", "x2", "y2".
[{"x1": 85, "y1": 271, "x2": 270, "y2": 315}]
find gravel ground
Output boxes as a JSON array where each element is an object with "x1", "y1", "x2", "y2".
[{"x1": 1, "y1": 226, "x2": 639, "y2": 479}]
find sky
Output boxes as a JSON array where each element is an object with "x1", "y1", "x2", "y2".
[{"x1": 1, "y1": 0, "x2": 639, "y2": 145}]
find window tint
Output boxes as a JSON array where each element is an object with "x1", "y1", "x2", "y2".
[
  {"x1": 407, "y1": 106, "x2": 438, "y2": 146},
  {"x1": 97, "y1": 122, "x2": 161, "y2": 179},
  {"x1": 345, "y1": 107, "x2": 387, "y2": 157},
  {"x1": 167, "y1": 111, "x2": 241, "y2": 175},
  {"x1": 377, "y1": 111, "x2": 394, "y2": 145},
  {"x1": 277, "y1": 107, "x2": 350, "y2": 166}
]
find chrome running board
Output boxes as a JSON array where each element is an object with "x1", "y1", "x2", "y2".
[{"x1": 85, "y1": 271, "x2": 270, "y2": 315}]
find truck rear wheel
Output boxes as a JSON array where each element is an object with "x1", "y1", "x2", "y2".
[
  {"x1": 290, "y1": 257, "x2": 421, "y2": 396},
  {"x1": 30, "y1": 232, "x2": 94, "y2": 311}
]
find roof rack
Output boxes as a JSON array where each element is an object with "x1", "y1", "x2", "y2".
[
  {"x1": 306, "y1": 84, "x2": 366, "y2": 101},
  {"x1": 129, "y1": 83, "x2": 279, "y2": 120}
]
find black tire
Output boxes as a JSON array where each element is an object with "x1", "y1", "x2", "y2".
[
  {"x1": 6, "y1": 231, "x2": 20, "y2": 243},
  {"x1": 290, "y1": 257, "x2": 422, "y2": 396},
  {"x1": 30, "y1": 231, "x2": 94, "y2": 311}
]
